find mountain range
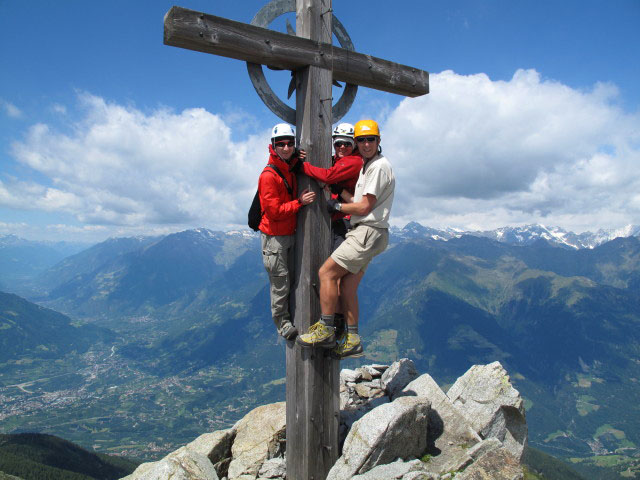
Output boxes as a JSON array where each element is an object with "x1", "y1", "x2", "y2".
[
  {"x1": 2, "y1": 221, "x2": 639, "y2": 284},
  {"x1": 0, "y1": 235, "x2": 89, "y2": 295},
  {"x1": 391, "y1": 222, "x2": 640, "y2": 249},
  {"x1": 0, "y1": 291, "x2": 114, "y2": 363},
  {"x1": 1, "y1": 223, "x2": 639, "y2": 479},
  {"x1": 4, "y1": 222, "x2": 639, "y2": 309}
]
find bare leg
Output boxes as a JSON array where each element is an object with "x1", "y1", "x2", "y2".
[
  {"x1": 318, "y1": 257, "x2": 349, "y2": 315},
  {"x1": 340, "y1": 270, "x2": 365, "y2": 327},
  {"x1": 338, "y1": 290, "x2": 348, "y2": 319}
]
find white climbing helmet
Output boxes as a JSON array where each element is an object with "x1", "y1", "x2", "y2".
[
  {"x1": 332, "y1": 122, "x2": 355, "y2": 139},
  {"x1": 271, "y1": 123, "x2": 296, "y2": 145},
  {"x1": 332, "y1": 122, "x2": 355, "y2": 149}
]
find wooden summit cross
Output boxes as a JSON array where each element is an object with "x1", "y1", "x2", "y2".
[{"x1": 164, "y1": 1, "x2": 428, "y2": 478}]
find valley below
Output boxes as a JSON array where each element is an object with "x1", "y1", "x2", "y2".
[
  {"x1": 0, "y1": 320, "x2": 286, "y2": 461},
  {"x1": 2, "y1": 225, "x2": 640, "y2": 478}
]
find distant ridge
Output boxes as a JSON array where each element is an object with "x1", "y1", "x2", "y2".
[
  {"x1": 2, "y1": 222, "x2": 639, "y2": 262},
  {"x1": 0, "y1": 235, "x2": 90, "y2": 292},
  {"x1": 0, "y1": 433, "x2": 138, "y2": 480},
  {"x1": 391, "y1": 222, "x2": 640, "y2": 249},
  {"x1": 0, "y1": 291, "x2": 114, "y2": 362}
]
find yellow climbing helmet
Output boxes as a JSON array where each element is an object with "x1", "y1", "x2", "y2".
[{"x1": 354, "y1": 119, "x2": 380, "y2": 138}]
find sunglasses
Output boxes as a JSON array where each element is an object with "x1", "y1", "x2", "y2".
[
  {"x1": 355, "y1": 136, "x2": 378, "y2": 143},
  {"x1": 274, "y1": 140, "x2": 295, "y2": 148},
  {"x1": 333, "y1": 141, "x2": 353, "y2": 148}
]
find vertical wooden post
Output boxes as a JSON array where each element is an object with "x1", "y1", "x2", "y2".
[
  {"x1": 164, "y1": 4, "x2": 429, "y2": 477},
  {"x1": 286, "y1": 1, "x2": 339, "y2": 479}
]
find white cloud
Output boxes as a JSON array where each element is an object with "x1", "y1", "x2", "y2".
[
  {"x1": 385, "y1": 69, "x2": 640, "y2": 232},
  {"x1": 0, "y1": 179, "x2": 83, "y2": 211},
  {"x1": 1, "y1": 99, "x2": 23, "y2": 118},
  {"x1": 4, "y1": 70, "x2": 640, "y2": 240},
  {"x1": 0, "y1": 222, "x2": 29, "y2": 234},
  {"x1": 51, "y1": 103, "x2": 67, "y2": 115},
  {"x1": 7, "y1": 93, "x2": 268, "y2": 232},
  {"x1": 0, "y1": 221, "x2": 109, "y2": 244}
]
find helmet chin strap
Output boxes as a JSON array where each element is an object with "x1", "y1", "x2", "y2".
[
  {"x1": 275, "y1": 150, "x2": 291, "y2": 163},
  {"x1": 272, "y1": 137, "x2": 295, "y2": 163}
]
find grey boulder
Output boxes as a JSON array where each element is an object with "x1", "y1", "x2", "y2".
[
  {"x1": 447, "y1": 362, "x2": 527, "y2": 460},
  {"x1": 227, "y1": 402, "x2": 286, "y2": 479},
  {"x1": 398, "y1": 373, "x2": 481, "y2": 474},
  {"x1": 121, "y1": 447, "x2": 219, "y2": 480},
  {"x1": 327, "y1": 396, "x2": 430, "y2": 480},
  {"x1": 455, "y1": 446, "x2": 523, "y2": 479},
  {"x1": 350, "y1": 459, "x2": 431, "y2": 480},
  {"x1": 381, "y1": 358, "x2": 419, "y2": 399}
]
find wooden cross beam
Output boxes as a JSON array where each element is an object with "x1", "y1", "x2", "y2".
[
  {"x1": 164, "y1": 3, "x2": 428, "y2": 480},
  {"x1": 164, "y1": 6, "x2": 429, "y2": 97}
]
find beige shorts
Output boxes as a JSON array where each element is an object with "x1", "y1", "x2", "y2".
[{"x1": 331, "y1": 224, "x2": 388, "y2": 274}]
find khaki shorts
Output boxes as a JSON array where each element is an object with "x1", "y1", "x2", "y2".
[{"x1": 331, "y1": 224, "x2": 388, "y2": 274}]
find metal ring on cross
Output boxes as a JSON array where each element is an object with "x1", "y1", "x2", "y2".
[{"x1": 247, "y1": 0, "x2": 357, "y2": 125}]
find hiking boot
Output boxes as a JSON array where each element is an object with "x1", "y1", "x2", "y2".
[
  {"x1": 279, "y1": 321, "x2": 298, "y2": 341},
  {"x1": 331, "y1": 331, "x2": 348, "y2": 359},
  {"x1": 333, "y1": 333, "x2": 364, "y2": 358},
  {"x1": 296, "y1": 321, "x2": 336, "y2": 348}
]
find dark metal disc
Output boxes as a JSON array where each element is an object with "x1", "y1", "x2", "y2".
[{"x1": 247, "y1": 0, "x2": 357, "y2": 124}]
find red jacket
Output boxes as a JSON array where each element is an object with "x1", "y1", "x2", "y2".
[
  {"x1": 302, "y1": 153, "x2": 362, "y2": 191},
  {"x1": 258, "y1": 145, "x2": 302, "y2": 236},
  {"x1": 303, "y1": 153, "x2": 363, "y2": 220}
]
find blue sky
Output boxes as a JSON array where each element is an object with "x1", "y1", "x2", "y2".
[{"x1": 1, "y1": 0, "x2": 639, "y2": 242}]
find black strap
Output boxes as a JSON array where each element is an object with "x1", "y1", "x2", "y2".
[{"x1": 264, "y1": 164, "x2": 293, "y2": 197}]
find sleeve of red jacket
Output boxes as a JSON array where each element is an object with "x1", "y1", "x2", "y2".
[
  {"x1": 259, "y1": 172, "x2": 301, "y2": 220},
  {"x1": 302, "y1": 156, "x2": 362, "y2": 184}
]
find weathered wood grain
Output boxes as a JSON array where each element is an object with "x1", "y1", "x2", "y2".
[
  {"x1": 164, "y1": 5, "x2": 429, "y2": 97},
  {"x1": 284, "y1": 2, "x2": 338, "y2": 479}
]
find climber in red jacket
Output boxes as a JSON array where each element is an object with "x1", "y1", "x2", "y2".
[
  {"x1": 301, "y1": 123, "x2": 363, "y2": 250},
  {"x1": 259, "y1": 123, "x2": 315, "y2": 341}
]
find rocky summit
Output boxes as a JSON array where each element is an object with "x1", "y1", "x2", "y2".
[{"x1": 122, "y1": 359, "x2": 527, "y2": 480}]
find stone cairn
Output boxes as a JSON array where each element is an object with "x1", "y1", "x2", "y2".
[{"x1": 122, "y1": 360, "x2": 527, "y2": 480}]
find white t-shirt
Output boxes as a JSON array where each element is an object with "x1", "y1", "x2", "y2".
[{"x1": 349, "y1": 153, "x2": 395, "y2": 229}]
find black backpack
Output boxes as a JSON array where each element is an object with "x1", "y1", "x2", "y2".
[{"x1": 248, "y1": 164, "x2": 293, "y2": 231}]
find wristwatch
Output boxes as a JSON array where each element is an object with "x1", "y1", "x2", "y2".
[{"x1": 336, "y1": 202, "x2": 342, "y2": 212}]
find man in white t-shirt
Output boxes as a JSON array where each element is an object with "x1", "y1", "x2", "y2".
[{"x1": 297, "y1": 119, "x2": 395, "y2": 358}]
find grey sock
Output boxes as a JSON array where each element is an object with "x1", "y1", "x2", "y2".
[
  {"x1": 320, "y1": 314, "x2": 335, "y2": 328},
  {"x1": 347, "y1": 324, "x2": 358, "y2": 334}
]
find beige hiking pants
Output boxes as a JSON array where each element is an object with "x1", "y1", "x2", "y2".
[{"x1": 261, "y1": 233, "x2": 295, "y2": 329}]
